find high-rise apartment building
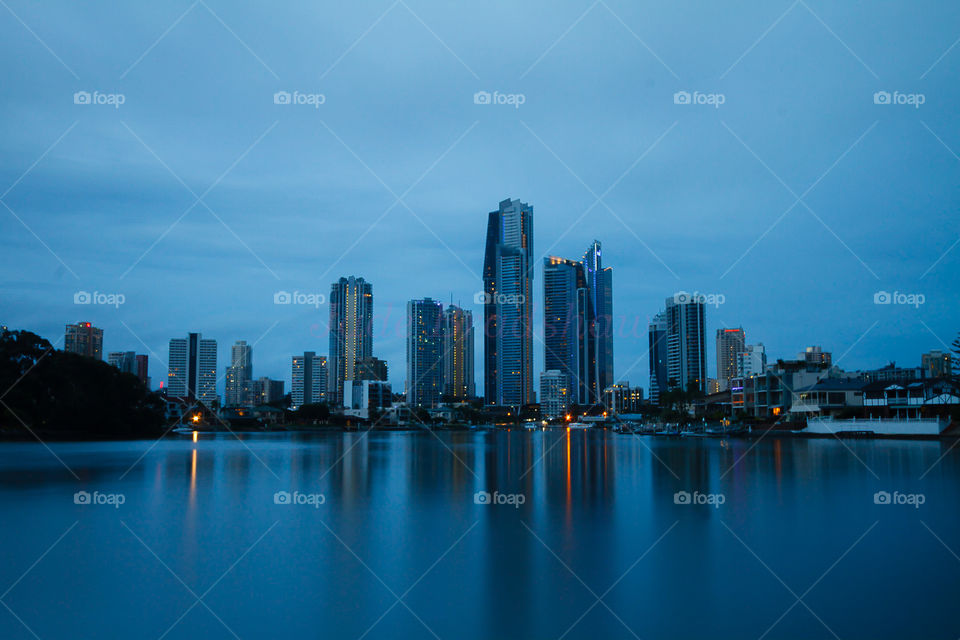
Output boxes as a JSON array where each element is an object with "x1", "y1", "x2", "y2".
[
  {"x1": 329, "y1": 276, "x2": 373, "y2": 406},
  {"x1": 800, "y1": 346, "x2": 832, "y2": 367},
  {"x1": 64, "y1": 322, "x2": 103, "y2": 360},
  {"x1": 442, "y1": 305, "x2": 475, "y2": 400},
  {"x1": 224, "y1": 340, "x2": 253, "y2": 407},
  {"x1": 665, "y1": 296, "x2": 707, "y2": 394},
  {"x1": 483, "y1": 198, "x2": 534, "y2": 406},
  {"x1": 291, "y1": 351, "x2": 327, "y2": 408},
  {"x1": 582, "y1": 241, "x2": 614, "y2": 403},
  {"x1": 355, "y1": 356, "x2": 388, "y2": 382},
  {"x1": 922, "y1": 350, "x2": 953, "y2": 378},
  {"x1": 168, "y1": 333, "x2": 218, "y2": 406},
  {"x1": 407, "y1": 298, "x2": 444, "y2": 408},
  {"x1": 107, "y1": 351, "x2": 149, "y2": 386},
  {"x1": 648, "y1": 312, "x2": 668, "y2": 405},
  {"x1": 716, "y1": 328, "x2": 746, "y2": 391},
  {"x1": 543, "y1": 256, "x2": 588, "y2": 404},
  {"x1": 540, "y1": 370, "x2": 569, "y2": 420},
  {"x1": 738, "y1": 343, "x2": 767, "y2": 378}
]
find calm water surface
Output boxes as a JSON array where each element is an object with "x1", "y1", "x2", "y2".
[{"x1": 1, "y1": 429, "x2": 958, "y2": 639}]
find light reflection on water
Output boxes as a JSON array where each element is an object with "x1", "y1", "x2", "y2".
[{"x1": 0, "y1": 430, "x2": 957, "y2": 639}]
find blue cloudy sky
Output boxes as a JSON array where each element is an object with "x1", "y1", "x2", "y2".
[{"x1": 1, "y1": 0, "x2": 958, "y2": 396}]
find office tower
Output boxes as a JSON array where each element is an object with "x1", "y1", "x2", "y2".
[
  {"x1": 407, "y1": 298, "x2": 444, "y2": 408},
  {"x1": 738, "y1": 343, "x2": 767, "y2": 378},
  {"x1": 292, "y1": 352, "x2": 327, "y2": 408},
  {"x1": 543, "y1": 256, "x2": 588, "y2": 404},
  {"x1": 168, "y1": 333, "x2": 218, "y2": 406},
  {"x1": 582, "y1": 240, "x2": 614, "y2": 404},
  {"x1": 648, "y1": 312, "x2": 668, "y2": 404},
  {"x1": 800, "y1": 346, "x2": 832, "y2": 367},
  {"x1": 64, "y1": 322, "x2": 103, "y2": 360},
  {"x1": 329, "y1": 276, "x2": 373, "y2": 406},
  {"x1": 356, "y1": 356, "x2": 388, "y2": 382},
  {"x1": 483, "y1": 198, "x2": 534, "y2": 406},
  {"x1": 665, "y1": 296, "x2": 707, "y2": 394},
  {"x1": 716, "y1": 328, "x2": 746, "y2": 391},
  {"x1": 251, "y1": 377, "x2": 284, "y2": 405},
  {"x1": 922, "y1": 350, "x2": 953, "y2": 378},
  {"x1": 442, "y1": 305, "x2": 475, "y2": 400},
  {"x1": 224, "y1": 340, "x2": 253, "y2": 407},
  {"x1": 540, "y1": 370, "x2": 569, "y2": 419},
  {"x1": 107, "y1": 351, "x2": 149, "y2": 386}
]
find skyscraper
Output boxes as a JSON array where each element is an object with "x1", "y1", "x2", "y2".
[
  {"x1": 291, "y1": 352, "x2": 327, "y2": 408},
  {"x1": 442, "y1": 304, "x2": 475, "y2": 400},
  {"x1": 168, "y1": 333, "x2": 218, "y2": 406},
  {"x1": 582, "y1": 241, "x2": 614, "y2": 404},
  {"x1": 540, "y1": 370, "x2": 569, "y2": 419},
  {"x1": 483, "y1": 198, "x2": 534, "y2": 406},
  {"x1": 648, "y1": 312, "x2": 668, "y2": 405},
  {"x1": 665, "y1": 296, "x2": 707, "y2": 394},
  {"x1": 543, "y1": 256, "x2": 588, "y2": 404},
  {"x1": 716, "y1": 328, "x2": 746, "y2": 391},
  {"x1": 224, "y1": 340, "x2": 253, "y2": 407},
  {"x1": 64, "y1": 322, "x2": 103, "y2": 360},
  {"x1": 355, "y1": 356, "x2": 388, "y2": 382},
  {"x1": 407, "y1": 298, "x2": 444, "y2": 408},
  {"x1": 329, "y1": 276, "x2": 373, "y2": 406}
]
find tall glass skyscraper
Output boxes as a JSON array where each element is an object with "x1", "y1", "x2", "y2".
[
  {"x1": 407, "y1": 298, "x2": 444, "y2": 408},
  {"x1": 483, "y1": 198, "x2": 534, "y2": 406},
  {"x1": 665, "y1": 296, "x2": 707, "y2": 394},
  {"x1": 648, "y1": 312, "x2": 668, "y2": 405},
  {"x1": 442, "y1": 304, "x2": 475, "y2": 400},
  {"x1": 329, "y1": 276, "x2": 373, "y2": 407},
  {"x1": 543, "y1": 256, "x2": 588, "y2": 404},
  {"x1": 542, "y1": 241, "x2": 613, "y2": 406},
  {"x1": 224, "y1": 340, "x2": 253, "y2": 407}
]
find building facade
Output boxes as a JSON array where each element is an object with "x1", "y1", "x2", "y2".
[
  {"x1": 483, "y1": 198, "x2": 534, "y2": 406},
  {"x1": 738, "y1": 343, "x2": 767, "y2": 378},
  {"x1": 648, "y1": 312, "x2": 669, "y2": 405},
  {"x1": 224, "y1": 340, "x2": 253, "y2": 407},
  {"x1": 442, "y1": 305, "x2": 475, "y2": 400},
  {"x1": 543, "y1": 256, "x2": 588, "y2": 404},
  {"x1": 582, "y1": 241, "x2": 614, "y2": 404},
  {"x1": 167, "y1": 333, "x2": 218, "y2": 406},
  {"x1": 355, "y1": 356, "x2": 388, "y2": 382},
  {"x1": 540, "y1": 370, "x2": 569, "y2": 419},
  {"x1": 107, "y1": 351, "x2": 149, "y2": 386},
  {"x1": 922, "y1": 350, "x2": 953, "y2": 378},
  {"x1": 407, "y1": 298, "x2": 444, "y2": 408},
  {"x1": 64, "y1": 322, "x2": 103, "y2": 360},
  {"x1": 665, "y1": 296, "x2": 707, "y2": 394},
  {"x1": 716, "y1": 328, "x2": 745, "y2": 391},
  {"x1": 329, "y1": 276, "x2": 373, "y2": 406},
  {"x1": 292, "y1": 351, "x2": 327, "y2": 409}
]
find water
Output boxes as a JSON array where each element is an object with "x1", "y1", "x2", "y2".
[{"x1": 1, "y1": 429, "x2": 958, "y2": 639}]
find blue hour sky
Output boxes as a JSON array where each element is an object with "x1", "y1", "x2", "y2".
[{"x1": 1, "y1": 0, "x2": 958, "y2": 396}]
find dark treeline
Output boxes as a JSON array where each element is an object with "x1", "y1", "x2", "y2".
[{"x1": 0, "y1": 329, "x2": 166, "y2": 439}]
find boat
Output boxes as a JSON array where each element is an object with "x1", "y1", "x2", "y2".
[{"x1": 567, "y1": 422, "x2": 590, "y2": 429}]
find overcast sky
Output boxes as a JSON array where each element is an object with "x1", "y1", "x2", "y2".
[{"x1": 1, "y1": 0, "x2": 958, "y2": 396}]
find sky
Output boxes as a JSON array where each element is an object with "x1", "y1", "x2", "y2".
[{"x1": 1, "y1": 0, "x2": 958, "y2": 397}]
